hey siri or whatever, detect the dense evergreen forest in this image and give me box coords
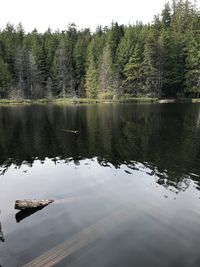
[0,0,199,100]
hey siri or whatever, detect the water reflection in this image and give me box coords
[0,104,200,193]
[15,206,48,223]
[0,102,200,267]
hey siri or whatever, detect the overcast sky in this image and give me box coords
[0,0,175,32]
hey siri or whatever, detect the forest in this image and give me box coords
[0,0,199,100]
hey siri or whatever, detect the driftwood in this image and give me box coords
[159,99,176,104]
[61,129,79,134]
[15,199,54,210]
[15,197,85,223]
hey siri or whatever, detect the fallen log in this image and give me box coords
[15,197,86,223]
[15,199,54,210]
[61,129,79,134]
[159,99,176,104]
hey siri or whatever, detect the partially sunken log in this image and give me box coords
[15,199,54,210]
[61,129,79,134]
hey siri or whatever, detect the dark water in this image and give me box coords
[0,103,200,267]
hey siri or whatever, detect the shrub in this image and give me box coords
[98,92,114,100]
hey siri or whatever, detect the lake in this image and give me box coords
[0,103,200,267]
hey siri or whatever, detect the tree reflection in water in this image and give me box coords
[0,211,4,242]
[0,103,200,193]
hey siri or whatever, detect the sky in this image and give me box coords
[0,0,179,33]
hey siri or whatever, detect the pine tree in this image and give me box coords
[161,2,172,28]
[53,38,68,97]
[85,33,104,98]
[74,30,90,96]
[123,44,144,95]
[85,59,98,98]
[98,44,114,97]
[0,57,11,98]
[185,35,200,97]
[143,40,157,97]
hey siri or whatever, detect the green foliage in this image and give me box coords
[98,92,115,99]
[161,3,172,28]
[0,57,12,97]
[98,44,114,94]
[123,43,144,95]
[85,60,98,98]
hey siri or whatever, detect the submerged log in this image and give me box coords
[22,209,132,267]
[15,199,54,210]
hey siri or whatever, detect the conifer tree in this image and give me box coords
[98,44,114,97]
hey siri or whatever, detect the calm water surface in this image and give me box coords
[0,103,200,267]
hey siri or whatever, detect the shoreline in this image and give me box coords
[0,97,200,105]
[0,97,157,105]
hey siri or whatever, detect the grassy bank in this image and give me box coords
[54,97,157,105]
[0,98,49,105]
[0,97,157,105]
[0,97,200,105]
